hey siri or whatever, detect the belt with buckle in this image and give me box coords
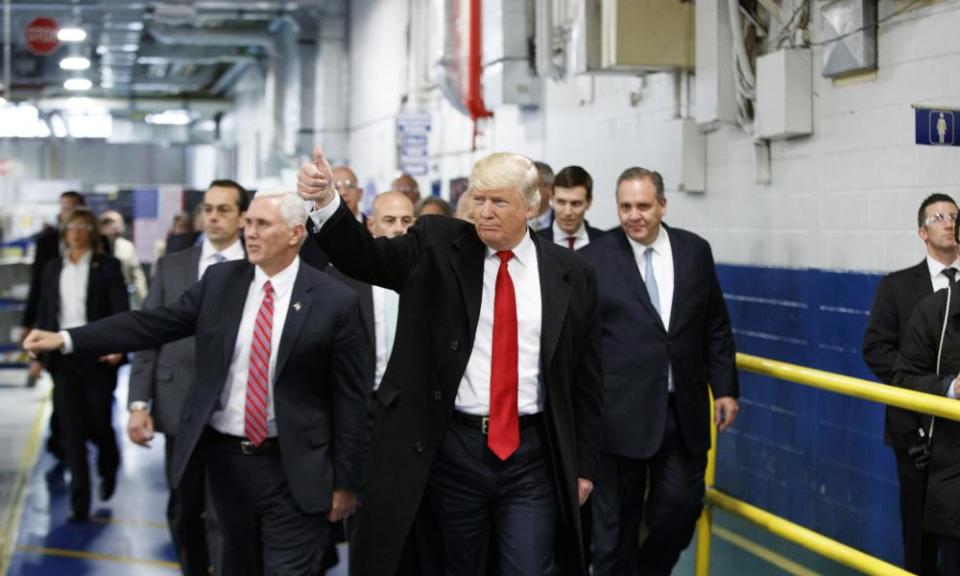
[451,411,543,435]
[206,428,279,455]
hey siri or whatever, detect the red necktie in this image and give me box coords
[245,280,274,445]
[489,251,519,460]
[566,236,576,250]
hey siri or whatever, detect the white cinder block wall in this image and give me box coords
[341,0,960,275]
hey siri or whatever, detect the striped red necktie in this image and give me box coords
[488,251,519,460]
[244,280,274,445]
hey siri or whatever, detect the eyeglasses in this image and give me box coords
[66,223,93,231]
[334,180,359,190]
[925,212,959,225]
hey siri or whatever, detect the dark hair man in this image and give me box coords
[538,165,605,250]
[863,192,959,576]
[126,180,249,575]
[578,167,739,575]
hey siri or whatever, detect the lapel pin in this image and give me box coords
[293,302,302,311]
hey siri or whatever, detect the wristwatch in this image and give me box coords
[128,400,151,413]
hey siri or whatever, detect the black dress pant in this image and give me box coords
[165,434,216,576]
[203,430,329,576]
[425,416,559,576]
[52,361,120,517]
[940,536,960,575]
[893,446,939,576]
[592,398,707,576]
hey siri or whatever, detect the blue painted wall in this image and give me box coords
[714,264,903,564]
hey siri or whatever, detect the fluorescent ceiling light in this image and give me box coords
[64,78,93,91]
[145,109,192,125]
[60,56,91,71]
[58,28,87,42]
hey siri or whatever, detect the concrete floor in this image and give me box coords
[0,365,872,575]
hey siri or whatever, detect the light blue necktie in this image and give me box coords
[644,247,661,315]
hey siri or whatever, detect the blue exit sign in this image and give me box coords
[916,107,960,146]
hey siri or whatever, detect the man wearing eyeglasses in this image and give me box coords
[863,193,959,576]
[332,165,366,226]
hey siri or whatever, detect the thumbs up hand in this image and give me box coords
[297,145,337,209]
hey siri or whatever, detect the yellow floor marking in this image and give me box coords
[1,388,51,576]
[714,524,822,576]
[14,545,179,571]
[89,516,169,530]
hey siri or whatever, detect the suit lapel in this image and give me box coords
[86,254,101,320]
[913,259,933,300]
[666,225,683,334]
[274,267,314,381]
[450,230,486,338]
[612,230,665,332]
[535,235,571,368]
[222,265,255,370]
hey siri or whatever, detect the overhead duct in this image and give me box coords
[821,0,877,78]
[148,17,302,173]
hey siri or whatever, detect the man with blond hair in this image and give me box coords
[298,147,603,575]
[26,191,371,576]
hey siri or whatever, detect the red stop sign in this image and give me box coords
[25,17,59,56]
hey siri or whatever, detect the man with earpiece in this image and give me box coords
[894,213,960,575]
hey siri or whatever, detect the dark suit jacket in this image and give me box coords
[537,220,606,244]
[128,246,204,434]
[65,260,371,514]
[893,288,960,537]
[863,260,934,449]
[36,252,130,373]
[309,202,604,576]
[23,227,61,329]
[579,225,738,459]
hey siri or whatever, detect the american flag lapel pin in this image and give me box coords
[293,302,302,311]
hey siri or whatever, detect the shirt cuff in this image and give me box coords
[307,194,342,231]
[59,330,74,354]
[949,377,958,399]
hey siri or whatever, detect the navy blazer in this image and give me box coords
[579,224,738,459]
[65,259,371,514]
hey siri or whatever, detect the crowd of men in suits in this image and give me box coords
[23,146,741,576]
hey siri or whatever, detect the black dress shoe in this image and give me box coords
[45,436,64,460]
[67,510,89,524]
[99,476,116,501]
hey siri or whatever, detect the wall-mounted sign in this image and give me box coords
[915,106,960,146]
[24,17,59,56]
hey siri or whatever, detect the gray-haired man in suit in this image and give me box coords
[128,179,249,576]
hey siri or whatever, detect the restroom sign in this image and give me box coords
[915,107,960,146]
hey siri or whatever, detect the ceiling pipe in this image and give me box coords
[147,22,277,56]
[466,0,492,149]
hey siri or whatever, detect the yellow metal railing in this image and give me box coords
[693,352,960,576]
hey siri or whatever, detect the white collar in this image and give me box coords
[253,256,300,300]
[927,254,960,280]
[486,229,537,267]
[64,249,93,267]
[201,237,244,262]
[627,224,670,255]
[552,219,586,241]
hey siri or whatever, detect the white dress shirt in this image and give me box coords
[199,237,245,279]
[551,220,589,251]
[456,230,543,415]
[308,195,544,414]
[927,254,960,293]
[208,257,300,438]
[627,226,676,392]
[372,285,400,389]
[59,250,92,329]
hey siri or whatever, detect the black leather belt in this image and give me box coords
[451,411,543,435]
[205,428,279,455]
